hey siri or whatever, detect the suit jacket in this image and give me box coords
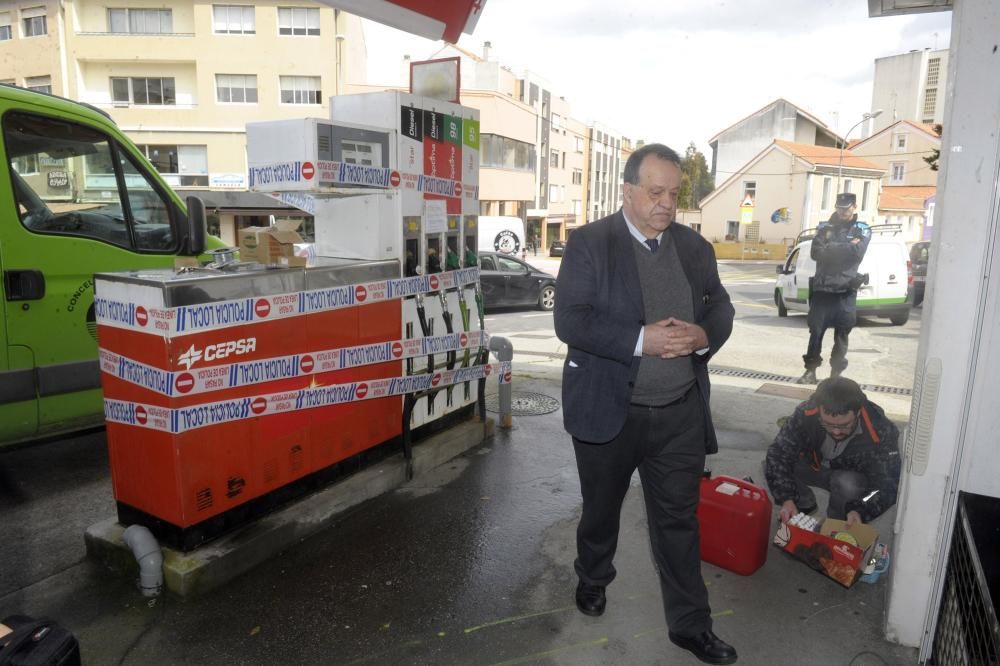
[554,211,735,450]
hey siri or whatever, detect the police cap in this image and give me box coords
[835,192,857,208]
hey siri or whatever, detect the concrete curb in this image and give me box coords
[85,416,494,597]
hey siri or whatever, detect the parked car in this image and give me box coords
[909,240,930,306]
[774,225,912,325]
[478,251,556,311]
[549,240,566,257]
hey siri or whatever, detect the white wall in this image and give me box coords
[884,1,1000,658]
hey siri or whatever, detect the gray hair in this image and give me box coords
[623,143,681,185]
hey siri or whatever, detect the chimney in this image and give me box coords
[483,41,492,61]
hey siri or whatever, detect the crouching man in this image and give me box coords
[765,377,901,526]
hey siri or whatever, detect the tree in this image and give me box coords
[678,143,714,209]
[923,124,943,172]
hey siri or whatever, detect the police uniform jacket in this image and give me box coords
[811,214,872,293]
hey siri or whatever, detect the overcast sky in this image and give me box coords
[361,0,951,159]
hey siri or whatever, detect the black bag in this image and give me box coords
[0,616,81,666]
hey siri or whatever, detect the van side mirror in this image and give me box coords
[776,264,784,275]
[182,196,207,256]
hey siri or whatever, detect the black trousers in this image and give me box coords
[572,387,710,636]
[792,461,868,520]
[804,291,856,373]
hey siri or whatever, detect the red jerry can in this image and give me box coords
[696,474,772,575]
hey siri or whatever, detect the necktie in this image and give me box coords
[645,238,659,253]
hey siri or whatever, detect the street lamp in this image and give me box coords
[837,109,883,192]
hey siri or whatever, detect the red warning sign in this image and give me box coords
[356,383,369,399]
[135,405,148,424]
[302,161,315,180]
[391,342,404,358]
[175,372,195,394]
[136,306,148,327]
[300,355,314,373]
[251,397,267,414]
[429,275,439,290]
[459,333,468,347]
[390,170,401,187]
[355,285,368,302]
[255,299,271,318]
[484,365,492,377]
[431,373,442,386]
[454,182,463,197]
[504,371,512,382]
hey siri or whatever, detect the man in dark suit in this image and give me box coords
[554,143,737,665]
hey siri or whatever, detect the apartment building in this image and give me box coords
[0,0,366,244]
[585,122,625,224]
[868,48,948,136]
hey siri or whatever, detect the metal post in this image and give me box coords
[488,335,513,429]
[837,110,882,193]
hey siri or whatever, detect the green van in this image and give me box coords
[0,85,213,447]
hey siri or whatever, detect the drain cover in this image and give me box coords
[485,391,560,416]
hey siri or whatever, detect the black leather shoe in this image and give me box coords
[668,629,737,664]
[575,581,606,617]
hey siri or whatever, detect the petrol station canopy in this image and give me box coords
[316,0,487,43]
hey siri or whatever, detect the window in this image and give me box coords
[821,177,832,209]
[216,74,257,103]
[4,111,177,251]
[575,136,583,152]
[742,180,756,203]
[572,200,581,215]
[0,12,11,41]
[691,223,702,234]
[843,179,852,194]
[21,6,46,37]
[213,5,255,34]
[25,76,51,93]
[862,181,871,211]
[923,88,937,120]
[111,77,176,105]
[572,168,582,185]
[926,58,941,87]
[278,7,319,36]
[279,75,321,104]
[890,162,905,185]
[726,220,739,239]
[894,133,907,152]
[137,144,209,187]
[550,150,559,168]
[480,134,536,172]
[549,184,559,202]
[108,8,173,34]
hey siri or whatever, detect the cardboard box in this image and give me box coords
[238,220,303,265]
[773,518,879,587]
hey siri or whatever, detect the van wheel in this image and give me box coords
[775,289,788,317]
[890,312,909,326]
[538,284,556,311]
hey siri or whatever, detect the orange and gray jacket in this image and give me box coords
[764,398,901,522]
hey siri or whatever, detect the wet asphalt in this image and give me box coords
[0,371,917,665]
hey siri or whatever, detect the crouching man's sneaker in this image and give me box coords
[668,629,737,664]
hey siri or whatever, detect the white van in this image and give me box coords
[478,215,525,256]
[774,225,912,325]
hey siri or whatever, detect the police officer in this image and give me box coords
[797,192,871,384]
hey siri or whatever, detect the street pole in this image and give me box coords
[837,109,883,193]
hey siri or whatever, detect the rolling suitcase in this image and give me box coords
[0,616,81,666]
[696,474,771,575]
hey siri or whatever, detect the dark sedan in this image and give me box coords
[478,251,556,311]
[549,240,566,257]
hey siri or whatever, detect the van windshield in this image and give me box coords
[4,112,177,252]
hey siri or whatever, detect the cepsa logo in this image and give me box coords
[178,337,257,370]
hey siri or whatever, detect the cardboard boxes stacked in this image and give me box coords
[238,220,307,267]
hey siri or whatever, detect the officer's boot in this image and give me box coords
[796,369,818,385]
